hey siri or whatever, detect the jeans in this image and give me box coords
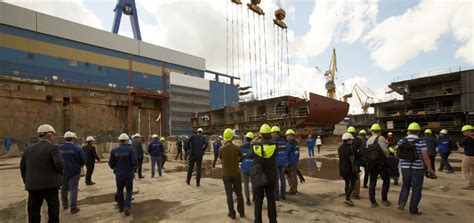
[308,146,315,157]
[317,145,321,153]
[137,159,143,177]
[61,174,80,209]
[175,148,183,160]
[28,188,59,223]
[242,171,253,201]
[439,152,454,172]
[369,164,390,204]
[85,164,95,184]
[254,180,277,223]
[275,165,286,198]
[398,168,424,213]
[115,174,134,209]
[223,175,244,215]
[425,155,436,174]
[212,152,219,168]
[151,156,162,177]
[343,173,357,200]
[187,156,203,185]
[287,165,298,193]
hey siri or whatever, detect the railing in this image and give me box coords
[239,90,308,102]
[409,87,461,99]
[392,66,474,82]
[380,106,462,117]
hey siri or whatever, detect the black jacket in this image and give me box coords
[252,139,278,183]
[20,140,64,190]
[82,144,100,166]
[423,135,437,156]
[132,140,144,159]
[187,134,208,159]
[338,143,359,177]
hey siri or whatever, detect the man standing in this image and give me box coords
[366,124,391,208]
[160,137,168,169]
[437,129,454,173]
[272,126,288,200]
[148,134,164,177]
[253,124,278,223]
[212,136,223,168]
[109,133,137,216]
[347,127,362,200]
[306,135,315,157]
[183,136,190,161]
[359,130,370,188]
[398,123,435,215]
[21,124,64,223]
[240,132,255,206]
[219,128,244,219]
[60,131,85,214]
[459,125,474,190]
[316,136,322,153]
[187,128,208,187]
[83,136,100,186]
[338,133,358,206]
[175,137,183,161]
[423,129,437,173]
[132,134,144,179]
[286,129,300,195]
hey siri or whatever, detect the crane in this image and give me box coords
[343,83,374,114]
[324,48,337,99]
[112,0,142,40]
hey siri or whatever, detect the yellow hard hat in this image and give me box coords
[371,124,382,131]
[223,128,234,141]
[285,129,296,135]
[260,124,272,134]
[461,125,473,132]
[160,137,165,141]
[347,126,357,133]
[407,122,421,131]
[359,130,367,135]
[424,129,432,134]
[245,132,254,139]
[271,126,281,133]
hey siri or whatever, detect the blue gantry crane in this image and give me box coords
[112,0,142,40]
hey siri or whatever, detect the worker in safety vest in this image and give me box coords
[271,126,289,200]
[252,124,278,223]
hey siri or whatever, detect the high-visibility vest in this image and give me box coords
[253,144,276,158]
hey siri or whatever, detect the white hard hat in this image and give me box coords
[197,128,203,132]
[134,133,141,138]
[118,133,130,141]
[151,134,158,138]
[37,124,56,134]
[64,131,76,138]
[86,136,95,142]
[218,136,223,139]
[440,129,448,134]
[342,133,354,140]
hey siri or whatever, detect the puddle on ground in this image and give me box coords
[323,154,338,158]
[0,200,26,222]
[0,166,20,170]
[0,163,16,166]
[131,199,180,222]
[79,191,139,206]
[164,160,223,179]
[298,157,340,180]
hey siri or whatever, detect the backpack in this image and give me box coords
[397,138,420,162]
[250,144,268,188]
[366,136,386,166]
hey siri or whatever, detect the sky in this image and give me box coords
[4,0,473,114]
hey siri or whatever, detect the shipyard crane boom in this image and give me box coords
[343,83,373,114]
[112,0,141,40]
[324,48,337,99]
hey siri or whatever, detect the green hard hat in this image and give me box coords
[260,124,272,134]
[424,129,432,134]
[223,128,234,141]
[347,126,357,133]
[271,126,281,133]
[408,122,421,131]
[359,130,367,135]
[371,124,382,131]
[461,125,473,132]
[245,132,254,139]
[285,129,296,135]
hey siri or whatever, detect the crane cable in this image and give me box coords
[240,6,246,87]
[253,13,258,99]
[247,9,253,94]
[280,28,284,94]
[226,0,229,76]
[263,15,269,98]
[231,3,234,78]
[273,25,276,96]
[285,29,290,93]
[236,4,240,84]
[258,15,263,99]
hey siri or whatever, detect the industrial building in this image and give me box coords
[0,2,238,142]
[371,67,474,135]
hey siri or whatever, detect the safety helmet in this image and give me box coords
[407,122,421,131]
[223,128,234,141]
[151,134,158,138]
[370,124,382,131]
[134,133,141,138]
[197,128,203,133]
[347,126,357,133]
[359,130,367,135]
[285,129,296,136]
[342,133,354,140]
[245,132,254,139]
[388,132,393,136]
[37,124,56,134]
[424,129,432,134]
[440,129,448,135]
[260,124,272,134]
[160,137,165,142]
[86,136,95,142]
[461,125,473,132]
[118,133,130,141]
[271,126,281,133]
[64,131,76,138]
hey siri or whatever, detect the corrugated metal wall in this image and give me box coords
[209,81,239,110]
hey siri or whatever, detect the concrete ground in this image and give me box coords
[0,144,473,223]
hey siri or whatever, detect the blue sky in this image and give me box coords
[5,0,473,114]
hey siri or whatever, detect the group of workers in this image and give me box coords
[337,123,474,216]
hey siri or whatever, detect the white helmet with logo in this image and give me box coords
[37,124,56,134]
[118,133,130,141]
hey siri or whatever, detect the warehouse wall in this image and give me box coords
[209,81,239,110]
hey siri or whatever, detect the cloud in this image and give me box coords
[294,0,378,59]
[4,0,103,29]
[365,0,473,71]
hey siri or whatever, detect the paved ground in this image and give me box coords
[0,144,473,223]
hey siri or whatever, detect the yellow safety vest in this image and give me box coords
[253,144,276,158]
